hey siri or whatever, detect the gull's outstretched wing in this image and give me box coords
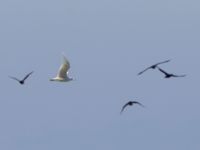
[154,59,170,66]
[172,74,186,77]
[134,101,145,107]
[158,67,169,76]
[138,59,170,75]
[138,67,151,75]
[120,102,130,114]
[9,76,21,82]
[57,55,70,78]
[22,71,34,81]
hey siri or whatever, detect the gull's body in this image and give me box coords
[50,55,73,82]
[9,71,34,85]
[120,101,144,114]
[158,67,186,78]
[138,59,170,75]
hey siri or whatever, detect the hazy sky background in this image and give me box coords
[0,0,200,149]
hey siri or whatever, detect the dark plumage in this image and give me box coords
[158,67,186,78]
[9,71,34,85]
[138,60,170,75]
[120,101,144,114]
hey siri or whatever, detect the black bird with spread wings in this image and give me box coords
[120,101,144,114]
[9,71,34,85]
[158,67,186,78]
[138,59,170,75]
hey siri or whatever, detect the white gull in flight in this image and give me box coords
[50,55,73,82]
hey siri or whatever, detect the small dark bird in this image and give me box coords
[158,67,186,78]
[120,101,144,114]
[138,59,170,75]
[9,71,34,85]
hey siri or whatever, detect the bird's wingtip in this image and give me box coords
[61,53,69,64]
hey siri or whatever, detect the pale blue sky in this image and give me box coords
[0,0,200,149]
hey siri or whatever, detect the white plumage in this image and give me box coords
[50,55,73,82]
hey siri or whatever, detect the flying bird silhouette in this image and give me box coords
[9,71,34,85]
[50,55,73,82]
[120,101,144,114]
[138,59,170,75]
[158,67,186,78]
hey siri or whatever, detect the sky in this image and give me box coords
[0,0,200,149]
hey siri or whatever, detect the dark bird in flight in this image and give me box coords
[120,101,144,114]
[9,71,34,85]
[158,67,186,78]
[138,59,170,75]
